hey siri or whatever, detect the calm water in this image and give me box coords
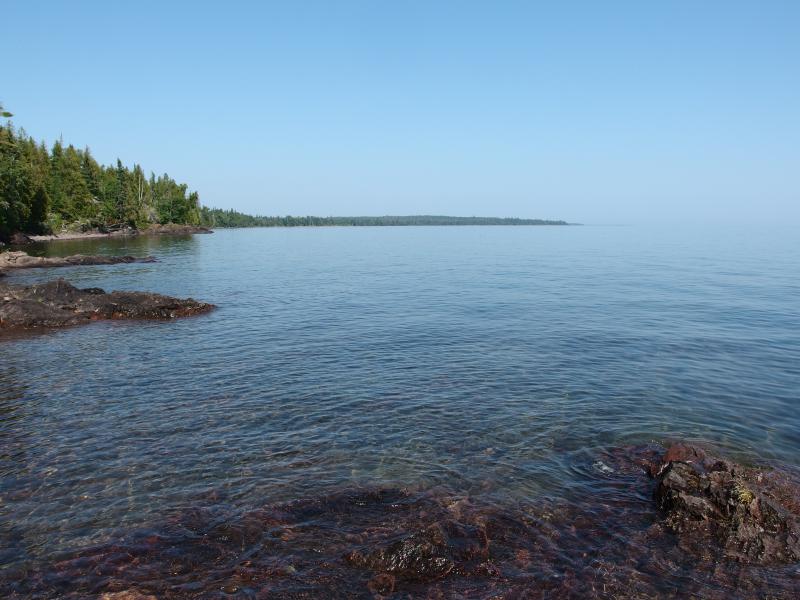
[2,225,799,596]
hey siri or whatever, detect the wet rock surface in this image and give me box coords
[0,278,214,330]
[0,250,156,273]
[1,444,798,599]
[649,443,800,565]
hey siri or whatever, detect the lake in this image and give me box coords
[2,225,799,597]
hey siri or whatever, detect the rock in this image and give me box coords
[644,442,707,477]
[27,225,212,242]
[6,466,800,599]
[652,444,800,564]
[0,251,156,271]
[144,224,212,235]
[347,523,456,582]
[367,573,396,595]
[0,278,214,330]
[100,590,157,600]
[9,232,33,245]
[346,518,491,583]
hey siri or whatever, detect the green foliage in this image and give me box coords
[0,125,38,236]
[0,121,201,240]
[45,211,63,233]
[199,208,568,228]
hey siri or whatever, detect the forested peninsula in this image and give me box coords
[1,107,566,242]
[200,210,568,228]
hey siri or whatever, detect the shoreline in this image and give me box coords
[7,222,577,245]
[16,224,213,244]
[28,231,137,242]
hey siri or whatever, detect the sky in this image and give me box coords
[2,1,798,225]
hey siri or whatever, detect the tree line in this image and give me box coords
[199,208,567,228]
[1,112,201,241]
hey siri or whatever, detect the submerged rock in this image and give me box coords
[651,443,800,564]
[99,591,157,600]
[0,278,214,330]
[346,520,481,582]
[0,251,156,273]
[2,445,799,599]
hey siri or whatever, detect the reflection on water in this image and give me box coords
[21,233,201,259]
[1,225,799,597]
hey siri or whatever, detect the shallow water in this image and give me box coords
[1,225,799,597]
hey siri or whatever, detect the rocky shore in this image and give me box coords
[2,443,797,598]
[6,224,212,245]
[0,226,214,331]
[0,279,214,330]
[648,443,800,565]
[0,251,156,276]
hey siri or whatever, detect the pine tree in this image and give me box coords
[1,109,204,236]
[115,159,128,224]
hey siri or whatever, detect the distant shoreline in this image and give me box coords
[7,217,572,245]
[198,213,571,228]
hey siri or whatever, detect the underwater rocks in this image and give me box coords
[650,443,800,564]
[1,445,799,599]
[346,519,488,582]
[0,250,156,273]
[99,592,157,600]
[0,278,214,330]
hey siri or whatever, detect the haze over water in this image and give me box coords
[2,225,798,573]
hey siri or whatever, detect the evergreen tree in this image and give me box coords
[1,115,204,236]
[59,145,93,221]
[115,159,128,224]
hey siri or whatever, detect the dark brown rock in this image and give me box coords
[4,467,800,600]
[0,278,214,331]
[346,523,456,582]
[653,444,800,564]
[0,251,156,271]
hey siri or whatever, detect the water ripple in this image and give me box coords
[1,225,799,594]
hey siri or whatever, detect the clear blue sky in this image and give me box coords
[3,1,798,224]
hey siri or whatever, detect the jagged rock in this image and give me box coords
[652,443,800,564]
[0,278,214,330]
[0,251,156,271]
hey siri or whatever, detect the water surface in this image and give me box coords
[2,225,799,596]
